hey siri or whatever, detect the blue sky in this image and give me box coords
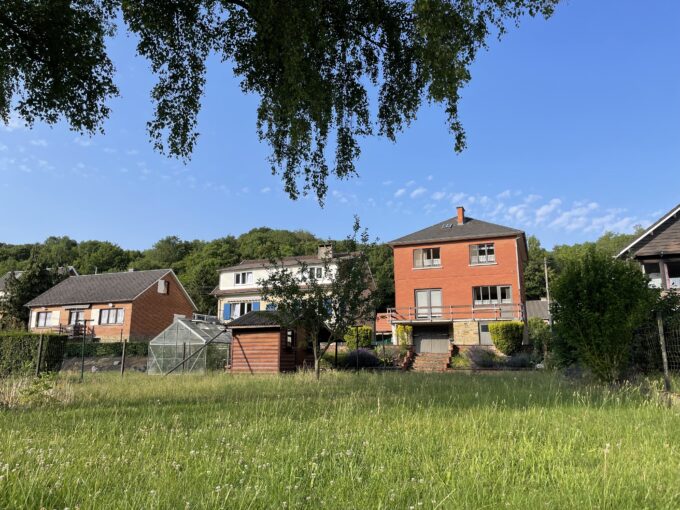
[1,0,678,250]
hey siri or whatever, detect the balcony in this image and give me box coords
[382,304,524,324]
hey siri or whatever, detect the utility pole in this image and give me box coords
[544,257,553,331]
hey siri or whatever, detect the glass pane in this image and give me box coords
[117,309,125,323]
[413,249,423,268]
[490,286,498,303]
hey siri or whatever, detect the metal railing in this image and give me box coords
[383,303,524,323]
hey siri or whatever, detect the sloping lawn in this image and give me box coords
[1,371,679,509]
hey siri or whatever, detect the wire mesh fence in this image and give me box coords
[632,314,680,392]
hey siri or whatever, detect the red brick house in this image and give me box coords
[381,206,528,364]
[25,269,196,342]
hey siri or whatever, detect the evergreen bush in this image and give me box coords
[488,321,524,355]
[0,332,67,376]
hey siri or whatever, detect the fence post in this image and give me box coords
[35,334,44,377]
[657,311,672,393]
[120,337,127,378]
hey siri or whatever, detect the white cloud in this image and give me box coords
[549,202,599,231]
[0,143,7,152]
[73,137,92,147]
[103,147,117,154]
[2,112,26,132]
[427,175,433,181]
[497,190,512,199]
[125,149,139,156]
[535,198,562,223]
[382,180,393,186]
[524,194,542,203]
[410,187,427,199]
[405,180,416,187]
[30,139,48,147]
[260,186,271,194]
[394,188,406,198]
[431,191,446,201]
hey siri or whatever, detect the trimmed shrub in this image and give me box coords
[64,341,149,358]
[344,349,381,369]
[0,331,67,376]
[343,326,373,350]
[488,321,524,355]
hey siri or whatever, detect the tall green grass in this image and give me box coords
[1,371,679,509]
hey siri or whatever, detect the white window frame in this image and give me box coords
[231,302,254,319]
[100,308,125,325]
[414,289,443,318]
[234,271,254,286]
[413,247,441,269]
[473,285,512,306]
[470,243,496,265]
[36,311,52,327]
[69,310,85,325]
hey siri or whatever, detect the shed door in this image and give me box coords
[414,326,450,353]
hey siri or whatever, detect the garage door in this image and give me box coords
[414,326,450,353]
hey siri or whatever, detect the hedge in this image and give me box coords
[0,331,68,376]
[488,321,524,355]
[343,326,373,350]
[64,341,149,358]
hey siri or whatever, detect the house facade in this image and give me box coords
[211,244,350,322]
[385,206,528,353]
[25,269,196,342]
[617,203,680,290]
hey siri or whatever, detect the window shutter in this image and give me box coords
[252,302,260,311]
[29,310,35,327]
[91,308,100,325]
[223,304,231,320]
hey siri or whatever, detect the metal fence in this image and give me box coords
[633,314,680,391]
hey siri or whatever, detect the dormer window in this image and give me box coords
[413,248,441,268]
[235,271,254,285]
[470,243,495,265]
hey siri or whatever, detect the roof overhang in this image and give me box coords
[617,203,680,259]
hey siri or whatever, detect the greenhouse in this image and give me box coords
[147,318,231,375]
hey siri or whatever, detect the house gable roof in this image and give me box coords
[389,215,524,246]
[25,269,179,308]
[617,203,680,259]
[217,252,357,272]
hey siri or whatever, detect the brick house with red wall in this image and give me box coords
[25,269,196,342]
[382,207,527,362]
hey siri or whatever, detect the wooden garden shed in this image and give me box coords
[227,311,318,374]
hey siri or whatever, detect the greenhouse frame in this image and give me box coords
[147,318,231,375]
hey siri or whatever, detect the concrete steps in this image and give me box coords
[411,352,450,372]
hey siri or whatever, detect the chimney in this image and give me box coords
[457,206,466,225]
[318,243,334,259]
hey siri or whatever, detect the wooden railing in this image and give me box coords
[383,304,524,323]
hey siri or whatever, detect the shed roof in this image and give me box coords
[389,215,524,246]
[526,300,551,321]
[26,269,177,307]
[227,311,281,329]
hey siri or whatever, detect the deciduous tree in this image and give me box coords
[1,0,558,202]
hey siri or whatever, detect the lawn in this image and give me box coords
[1,371,680,509]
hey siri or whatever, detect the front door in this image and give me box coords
[479,322,493,345]
[413,326,450,353]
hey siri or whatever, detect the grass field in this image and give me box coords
[1,371,680,509]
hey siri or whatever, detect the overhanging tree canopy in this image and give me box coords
[1,0,558,203]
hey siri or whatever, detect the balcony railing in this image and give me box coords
[383,304,523,323]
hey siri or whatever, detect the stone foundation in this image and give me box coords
[453,321,480,345]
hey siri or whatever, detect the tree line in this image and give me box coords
[0,228,395,318]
